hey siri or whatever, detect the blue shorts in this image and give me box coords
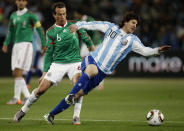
[81,55,106,94]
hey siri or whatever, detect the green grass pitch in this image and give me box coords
[0,77,184,131]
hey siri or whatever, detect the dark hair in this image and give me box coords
[52,2,66,14]
[120,11,140,27]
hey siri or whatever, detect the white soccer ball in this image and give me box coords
[146,109,164,126]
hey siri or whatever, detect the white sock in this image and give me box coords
[22,89,39,113]
[13,78,22,100]
[19,77,30,98]
[73,96,83,118]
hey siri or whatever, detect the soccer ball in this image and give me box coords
[146,109,164,126]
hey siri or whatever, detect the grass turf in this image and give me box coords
[0,77,184,131]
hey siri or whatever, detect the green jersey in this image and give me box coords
[3,8,45,46]
[43,21,94,72]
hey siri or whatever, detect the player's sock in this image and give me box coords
[49,98,70,116]
[14,77,22,100]
[36,69,42,76]
[21,89,39,113]
[73,96,83,118]
[25,70,32,85]
[50,73,90,116]
[20,77,30,98]
[69,72,90,94]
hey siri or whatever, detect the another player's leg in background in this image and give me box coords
[72,73,83,125]
[7,68,30,105]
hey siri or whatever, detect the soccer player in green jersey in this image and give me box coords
[74,9,104,90]
[2,0,46,105]
[14,2,95,125]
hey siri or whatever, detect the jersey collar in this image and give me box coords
[17,8,28,16]
[55,21,68,28]
[120,29,127,36]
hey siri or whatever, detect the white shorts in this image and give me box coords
[44,62,82,86]
[80,43,89,58]
[37,55,44,71]
[11,42,33,71]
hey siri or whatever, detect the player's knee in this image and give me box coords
[85,65,98,78]
[72,73,81,85]
[13,68,23,77]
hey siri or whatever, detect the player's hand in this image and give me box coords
[41,46,47,56]
[2,45,8,53]
[69,24,78,33]
[158,45,171,53]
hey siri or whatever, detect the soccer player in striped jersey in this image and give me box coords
[74,9,104,90]
[14,2,95,125]
[2,0,46,105]
[41,11,171,125]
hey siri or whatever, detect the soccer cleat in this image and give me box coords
[14,110,25,122]
[44,114,54,125]
[72,116,80,125]
[21,97,28,105]
[7,98,21,105]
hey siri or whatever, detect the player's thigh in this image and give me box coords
[67,62,82,82]
[44,63,68,86]
[11,42,33,71]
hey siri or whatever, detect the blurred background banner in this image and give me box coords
[0,0,184,77]
[1,51,183,77]
[115,51,184,77]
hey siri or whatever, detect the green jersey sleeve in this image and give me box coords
[43,31,54,72]
[31,14,46,47]
[78,29,94,48]
[3,14,14,46]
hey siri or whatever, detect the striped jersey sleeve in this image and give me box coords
[76,21,113,33]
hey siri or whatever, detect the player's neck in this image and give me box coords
[122,27,129,34]
[18,7,26,11]
[17,8,27,16]
[55,21,67,27]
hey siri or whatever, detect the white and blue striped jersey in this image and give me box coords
[76,21,159,74]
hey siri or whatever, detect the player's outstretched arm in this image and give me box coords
[69,24,78,33]
[158,45,171,53]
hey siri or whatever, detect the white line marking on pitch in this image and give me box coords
[0,117,184,124]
